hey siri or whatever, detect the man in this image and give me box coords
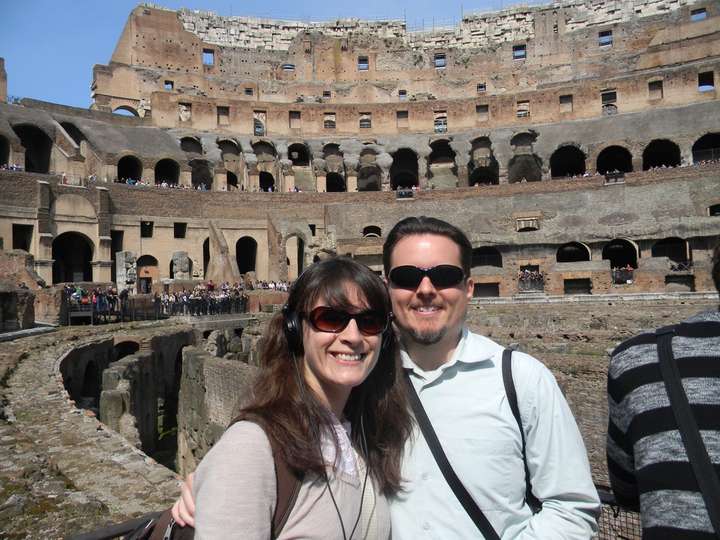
[607,244,720,538]
[172,216,599,538]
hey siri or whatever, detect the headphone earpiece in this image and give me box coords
[282,304,303,355]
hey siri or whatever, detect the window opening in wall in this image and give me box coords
[516,101,530,118]
[709,204,720,216]
[472,247,502,268]
[516,218,539,232]
[309,224,316,236]
[322,90,331,99]
[598,30,613,47]
[518,264,544,292]
[434,112,447,133]
[473,283,500,298]
[648,80,664,100]
[12,224,33,251]
[324,112,336,130]
[396,110,409,128]
[202,49,215,66]
[140,221,154,238]
[699,71,715,92]
[476,104,489,121]
[363,225,382,238]
[281,63,295,72]
[217,106,229,126]
[357,56,369,71]
[253,110,266,136]
[164,80,174,90]
[477,82,486,93]
[359,113,372,129]
[244,87,254,96]
[434,53,446,69]
[559,94,573,112]
[691,8,707,22]
[289,111,301,129]
[398,89,407,101]
[178,102,192,122]
[601,90,617,115]
[513,44,527,60]
[174,223,187,239]
[564,278,592,295]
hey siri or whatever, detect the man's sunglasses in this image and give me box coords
[305,306,389,336]
[388,265,466,290]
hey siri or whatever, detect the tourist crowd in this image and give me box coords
[517,268,545,291]
[611,265,635,284]
[159,282,249,316]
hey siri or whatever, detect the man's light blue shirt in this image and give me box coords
[390,328,600,539]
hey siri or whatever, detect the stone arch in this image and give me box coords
[596,145,633,174]
[12,123,52,173]
[114,341,140,360]
[113,105,139,117]
[550,145,586,178]
[557,242,591,262]
[218,138,241,160]
[428,139,457,187]
[52,231,94,284]
[252,140,277,160]
[363,225,382,238]
[0,134,9,167]
[471,246,502,268]
[508,155,542,183]
[692,133,720,163]
[652,237,690,262]
[190,159,212,189]
[642,139,681,170]
[60,122,86,146]
[180,136,203,154]
[288,143,310,166]
[510,132,538,150]
[602,238,638,269]
[326,172,346,192]
[117,155,142,182]
[259,171,275,191]
[429,140,455,166]
[323,143,345,174]
[236,236,258,274]
[154,159,179,185]
[469,137,499,185]
[358,165,381,191]
[323,143,343,159]
[137,255,159,294]
[390,148,419,190]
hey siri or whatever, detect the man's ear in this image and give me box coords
[465,277,474,300]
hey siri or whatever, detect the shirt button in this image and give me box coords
[423,522,431,531]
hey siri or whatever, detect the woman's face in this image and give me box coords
[301,283,383,412]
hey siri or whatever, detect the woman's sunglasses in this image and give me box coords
[305,306,389,336]
[388,264,466,290]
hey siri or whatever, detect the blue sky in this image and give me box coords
[1,0,524,108]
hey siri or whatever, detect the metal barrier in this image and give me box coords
[596,485,642,539]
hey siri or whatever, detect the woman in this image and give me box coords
[190,257,412,539]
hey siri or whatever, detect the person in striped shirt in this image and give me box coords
[607,244,720,538]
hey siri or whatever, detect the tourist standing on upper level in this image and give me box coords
[607,244,720,538]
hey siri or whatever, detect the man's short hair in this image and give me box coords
[713,243,720,294]
[382,216,472,276]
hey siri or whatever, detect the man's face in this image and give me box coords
[387,234,473,349]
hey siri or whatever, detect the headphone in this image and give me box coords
[282,304,394,356]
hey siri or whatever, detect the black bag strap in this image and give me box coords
[501,349,541,512]
[655,325,720,538]
[403,371,500,540]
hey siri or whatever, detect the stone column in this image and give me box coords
[344,155,359,192]
[115,251,137,290]
[180,169,192,188]
[214,168,227,192]
[376,152,393,191]
[316,175,327,192]
[450,140,471,187]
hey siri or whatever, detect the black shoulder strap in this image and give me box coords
[502,349,541,512]
[403,371,500,540]
[655,325,720,538]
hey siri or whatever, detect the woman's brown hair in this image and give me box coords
[237,256,412,495]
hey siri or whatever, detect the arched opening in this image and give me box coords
[227,171,238,190]
[652,237,690,263]
[60,122,86,146]
[326,172,346,192]
[235,236,257,274]
[136,255,159,294]
[596,146,633,175]
[285,235,305,280]
[218,139,241,161]
[643,139,681,170]
[117,155,142,182]
[471,247,502,268]
[557,242,591,263]
[190,159,212,190]
[52,232,93,284]
[692,133,720,163]
[602,239,638,269]
[0,135,9,167]
[113,106,139,117]
[288,143,310,166]
[390,148,419,190]
[508,155,542,183]
[323,144,343,160]
[180,137,203,154]
[428,140,457,187]
[252,141,277,161]
[358,165,381,191]
[12,124,52,173]
[114,341,140,360]
[80,361,100,411]
[363,226,382,238]
[469,138,499,186]
[203,238,210,279]
[155,159,179,185]
[259,171,275,191]
[550,146,586,178]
